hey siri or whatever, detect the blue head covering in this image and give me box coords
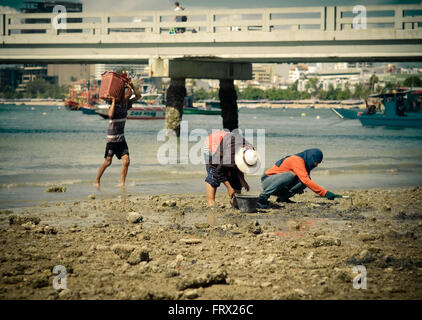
[294,148,323,173]
[275,148,323,174]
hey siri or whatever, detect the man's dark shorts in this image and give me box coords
[205,164,242,190]
[104,140,129,160]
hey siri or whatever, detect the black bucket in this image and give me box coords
[235,194,259,213]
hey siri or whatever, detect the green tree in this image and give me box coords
[317,89,328,100]
[23,78,67,99]
[369,74,379,93]
[353,83,364,99]
[384,81,401,91]
[290,80,298,91]
[193,88,210,101]
[403,76,422,87]
[239,87,265,100]
[339,82,352,100]
[305,77,319,98]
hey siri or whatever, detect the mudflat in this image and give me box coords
[0,187,421,300]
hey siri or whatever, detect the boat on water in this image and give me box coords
[96,90,166,120]
[96,102,165,120]
[80,105,98,115]
[66,80,100,112]
[183,99,221,115]
[64,99,80,111]
[357,89,422,128]
[331,107,365,119]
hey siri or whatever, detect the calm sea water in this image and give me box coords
[1,104,422,208]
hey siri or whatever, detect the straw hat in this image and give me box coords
[235,147,262,174]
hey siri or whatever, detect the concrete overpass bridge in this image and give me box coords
[1,4,422,133]
[1,4,422,64]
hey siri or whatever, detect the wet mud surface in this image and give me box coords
[0,187,421,300]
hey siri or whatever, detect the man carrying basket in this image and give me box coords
[94,76,142,189]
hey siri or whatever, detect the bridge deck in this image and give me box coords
[1,5,422,63]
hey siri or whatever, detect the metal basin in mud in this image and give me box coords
[235,194,259,213]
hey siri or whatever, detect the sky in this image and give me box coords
[1,0,421,12]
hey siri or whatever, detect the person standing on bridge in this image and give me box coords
[204,130,261,208]
[174,1,186,33]
[94,78,142,189]
[257,148,342,209]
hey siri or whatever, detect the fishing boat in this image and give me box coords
[357,89,422,128]
[95,101,165,120]
[183,99,221,115]
[80,105,98,115]
[64,99,80,111]
[66,80,99,112]
[331,107,365,119]
[79,90,100,115]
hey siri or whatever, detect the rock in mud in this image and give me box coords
[111,244,136,260]
[184,289,199,299]
[9,215,40,226]
[165,270,180,278]
[180,238,202,245]
[359,249,373,261]
[162,200,176,207]
[312,236,341,247]
[127,248,150,265]
[248,221,262,235]
[287,221,301,231]
[31,277,49,289]
[359,234,378,242]
[285,288,308,300]
[334,269,353,283]
[88,194,96,200]
[127,212,143,224]
[46,186,66,193]
[306,252,315,260]
[21,222,36,230]
[385,229,417,240]
[177,269,228,290]
[264,255,276,265]
[42,225,58,235]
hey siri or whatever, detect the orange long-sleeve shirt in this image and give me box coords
[265,155,327,197]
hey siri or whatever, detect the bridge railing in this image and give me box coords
[336,5,422,30]
[1,5,421,41]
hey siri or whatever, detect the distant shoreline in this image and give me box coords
[237,103,366,109]
[0,99,64,107]
[1,99,365,109]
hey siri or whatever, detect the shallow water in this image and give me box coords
[0,104,421,208]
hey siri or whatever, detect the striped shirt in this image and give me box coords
[107,99,134,143]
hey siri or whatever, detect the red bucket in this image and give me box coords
[99,71,128,102]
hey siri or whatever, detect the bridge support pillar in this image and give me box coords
[149,58,252,80]
[165,78,186,137]
[219,79,238,131]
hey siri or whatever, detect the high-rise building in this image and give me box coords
[21,1,83,34]
[48,64,96,86]
[288,64,309,83]
[252,64,275,84]
[0,65,23,90]
[94,64,150,80]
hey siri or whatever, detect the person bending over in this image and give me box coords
[204,130,261,208]
[257,148,342,209]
